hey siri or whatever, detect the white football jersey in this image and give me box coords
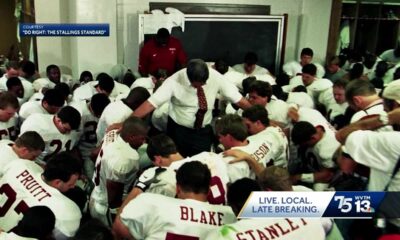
[20,114,78,163]
[120,193,236,240]
[350,100,393,132]
[286,92,315,109]
[304,129,339,171]
[72,81,98,102]
[346,130,400,191]
[0,140,19,177]
[232,63,270,75]
[0,76,33,104]
[130,77,155,94]
[297,107,336,133]
[96,100,132,144]
[266,97,291,128]
[327,102,348,121]
[223,70,247,90]
[91,131,140,207]
[0,232,37,240]
[28,91,44,102]
[0,115,18,141]
[19,78,34,104]
[0,74,7,92]
[169,152,230,204]
[220,145,256,183]
[0,160,81,238]
[283,61,325,78]
[32,78,56,92]
[109,81,130,101]
[248,126,289,168]
[237,136,274,167]
[138,166,177,197]
[19,101,49,121]
[69,100,99,158]
[205,218,326,240]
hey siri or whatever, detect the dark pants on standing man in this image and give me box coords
[167,117,214,157]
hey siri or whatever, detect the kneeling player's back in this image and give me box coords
[120,193,236,240]
[0,159,81,238]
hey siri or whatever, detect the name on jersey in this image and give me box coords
[250,143,270,163]
[180,206,225,226]
[16,170,52,201]
[235,218,309,240]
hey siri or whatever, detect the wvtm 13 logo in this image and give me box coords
[334,195,374,213]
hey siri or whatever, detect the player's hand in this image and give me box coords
[290,174,301,184]
[287,107,299,123]
[106,122,122,133]
[223,149,252,164]
[134,167,167,192]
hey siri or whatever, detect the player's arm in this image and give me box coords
[107,180,125,209]
[118,167,166,215]
[113,216,135,240]
[105,101,156,133]
[132,100,156,119]
[335,115,382,144]
[336,108,400,144]
[117,187,143,216]
[224,149,265,177]
[235,97,252,110]
[291,168,335,184]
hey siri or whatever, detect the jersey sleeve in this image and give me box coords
[120,194,159,239]
[19,102,34,120]
[224,157,254,183]
[345,130,400,172]
[20,114,41,134]
[216,72,242,104]
[104,145,139,183]
[148,75,176,108]
[52,201,82,238]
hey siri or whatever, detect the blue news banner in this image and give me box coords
[238,192,400,219]
[19,24,109,37]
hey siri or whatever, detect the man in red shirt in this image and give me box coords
[139,28,187,77]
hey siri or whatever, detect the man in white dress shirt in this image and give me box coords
[128,59,251,157]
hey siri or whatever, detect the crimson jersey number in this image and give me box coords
[165,233,199,240]
[93,150,104,186]
[0,184,29,217]
[207,176,225,205]
[46,139,72,160]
